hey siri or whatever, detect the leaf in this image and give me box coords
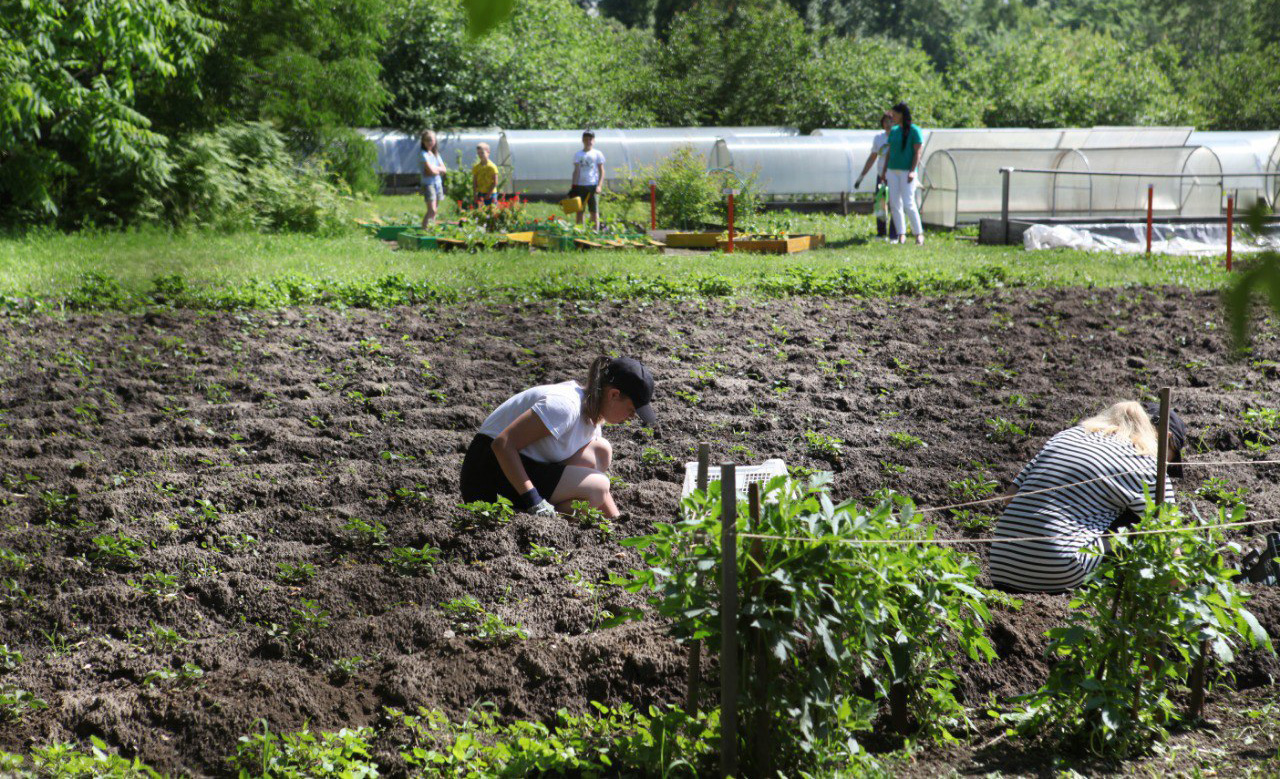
[462,0,516,38]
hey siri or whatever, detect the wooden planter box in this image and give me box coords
[716,235,811,254]
[533,234,579,251]
[664,232,723,249]
[504,231,536,244]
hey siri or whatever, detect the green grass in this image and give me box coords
[0,195,1231,308]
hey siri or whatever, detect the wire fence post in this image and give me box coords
[719,464,739,779]
[1000,167,1013,244]
[686,442,710,715]
[1226,195,1235,272]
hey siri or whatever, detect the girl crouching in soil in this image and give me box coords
[460,357,657,518]
[989,401,1186,594]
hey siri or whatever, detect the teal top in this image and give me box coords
[886,124,924,171]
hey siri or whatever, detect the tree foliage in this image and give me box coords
[0,0,216,226]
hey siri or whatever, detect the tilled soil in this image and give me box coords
[1,287,1278,776]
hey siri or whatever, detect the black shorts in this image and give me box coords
[568,185,599,212]
[459,433,568,505]
[475,193,497,206]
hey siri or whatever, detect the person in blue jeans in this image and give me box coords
[419,130,447,228]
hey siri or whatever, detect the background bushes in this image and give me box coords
[3,0,1278,231]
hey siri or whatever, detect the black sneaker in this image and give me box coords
[1241,532,1280,586]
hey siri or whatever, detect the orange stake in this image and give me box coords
[649,180,657,231]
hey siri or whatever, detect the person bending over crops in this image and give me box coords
[420,130,447,228]
[989,401,1186,594]
[460,357,657,519]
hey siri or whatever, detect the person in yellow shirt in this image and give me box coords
[472,143,500,206]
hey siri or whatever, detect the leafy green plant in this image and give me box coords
[385,545,442,576]
[566,570,615,631]
[0,688,47,721]
[127,572,180,599]
[229,720,378,779]
[88,532,147,569]
[1005,502,1272,755]
[341,518,389,549]
[0,645,22,673]
[330,656,367,683]
[275,562,317,586]
[640,447,675,467]
[440,597,528,644]
[143,662,204,689]
[3,735,163,777]
[887,432,925,450]
[38,490,79,524]
[1194,477,1248,508]
[456,497,514,529]
[386,702,719,777]
[947,476,999,502]
[570,500,613,538]
[524,544,564,565]
[1240,407,1280,452]
[986,416,1029,443]
[803,430,844,463]
[619,475,997,772]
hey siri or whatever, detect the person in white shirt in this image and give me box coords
[853,112,897,240]
[419,129,447,228]
[460,357,657,518]
[568,130,606,231]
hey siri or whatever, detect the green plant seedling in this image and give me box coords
[276,562,317,586]
[0,645,23,673]
[89,532,146,568]
[570,500,613,538]
[985,417,1028,443]
[0,688,47,721]
[330,656,366,682]
[947,476,999,502]
[887,432,925,450]
[128,571,180,599]
[457,497,514,529]
[639,447,675,467]
[341,518,389,548]
[1194,477,1248,508]
[385,545,441,576]
[803,430,844,463]
[524,544,564,565]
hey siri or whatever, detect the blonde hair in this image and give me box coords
[419,129,437,152]
[1079,401,1159,456]
[476,142,490,152]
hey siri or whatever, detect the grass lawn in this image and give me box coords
[0,194,1231,307]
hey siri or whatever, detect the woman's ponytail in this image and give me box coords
[893,102,913,151]
[580,356,610,421]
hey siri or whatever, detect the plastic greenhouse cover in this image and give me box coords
[495,128,798,194]
[1024,221,1280,255]
[709,136,863,195]
[357,128,502,176]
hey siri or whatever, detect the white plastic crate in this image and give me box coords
[681,458,789,499]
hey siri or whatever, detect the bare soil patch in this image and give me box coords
[1,287,1277,775]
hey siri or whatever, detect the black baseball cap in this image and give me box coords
[1143,402,1187,474]
[603,357,656,427]
[582,129,595,138]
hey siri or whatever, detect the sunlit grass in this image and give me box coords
[0,194,1231,302]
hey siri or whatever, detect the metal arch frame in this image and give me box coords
[1049,148,1092,217]
[919,149,958,229]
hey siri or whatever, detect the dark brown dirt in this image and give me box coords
[1,287,1278,776]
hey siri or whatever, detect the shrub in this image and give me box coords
[625,146,762,230]
[619,474,997,772]
[164,122,349,234]
[1005,502,1272,755]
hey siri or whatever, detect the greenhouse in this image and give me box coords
[1187,130,1280,208]
[809,129,894,193]
[494,127,797,194]
[357,127,503,191]
[707,135,867,197]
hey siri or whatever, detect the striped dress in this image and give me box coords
[989,426,1174,593]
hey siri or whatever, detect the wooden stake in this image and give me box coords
[1188,638,1210,719]
[1155,387,1171,507]
[686,442,711,715]
[649,180,658,231]
[720,464,739,779]
[746,482,771,777]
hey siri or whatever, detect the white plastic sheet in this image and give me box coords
[1023,222,1280,255]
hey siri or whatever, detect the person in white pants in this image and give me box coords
[884,102,925,245]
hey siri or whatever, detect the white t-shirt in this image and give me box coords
[574,149,606,187]
[871,132,889,175]
[478,381,601,464]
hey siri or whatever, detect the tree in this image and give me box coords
[0,0,215,226]
[379,0,656,131]
[946,28,1200,128]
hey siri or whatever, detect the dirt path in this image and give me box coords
[1,287,1277,775]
